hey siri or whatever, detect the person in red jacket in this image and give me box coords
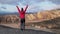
[16,5,28,30]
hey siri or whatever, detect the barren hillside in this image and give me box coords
[0,9,60,24]
[0,9,60,31]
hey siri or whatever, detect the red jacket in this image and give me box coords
[16,5,28,19]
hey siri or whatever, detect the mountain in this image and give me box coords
[0,12,19,15]
[0,9,60,23]
[0,9,60,29]
[26,9,60,21]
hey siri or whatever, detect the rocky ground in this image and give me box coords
[0,9,60,34]
[0,25,55,34]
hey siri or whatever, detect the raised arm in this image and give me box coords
[16,6,21,13]
[24,5,28,12]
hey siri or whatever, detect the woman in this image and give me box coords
[16,5,28,30]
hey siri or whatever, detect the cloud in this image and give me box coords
[38,1,57,10]
[21,0,60,12]
[0,0,19,5]
[49,0,60,4]
[0,3,17,12]
[0,0,60,13]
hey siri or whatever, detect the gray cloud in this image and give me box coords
[0,0,60,5]
[1,7,7,9]
[49,0,60,4]
[0,0,19,5]
[0,0,38,5]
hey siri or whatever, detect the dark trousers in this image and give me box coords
[20,18,25,30]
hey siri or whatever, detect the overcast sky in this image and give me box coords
[0,0,60,13]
